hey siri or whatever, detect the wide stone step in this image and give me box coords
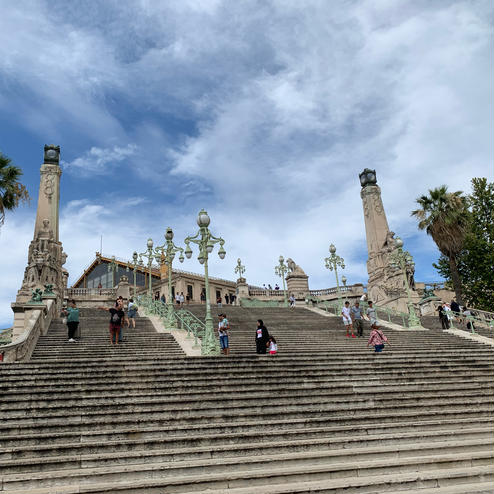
[4,416,492,448]
[4,381,492,402]
[2,387,492,413]
[2,404,492,436]
[2,447,492,491]
[2,425,491,467]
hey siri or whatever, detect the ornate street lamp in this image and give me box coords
[152,227,184,328]
[127,252,139,297]
[324,244,345,311]
[184,210,226,355]
[235,258,246,280]
[341,275,347,287]
[389,237,422,328]
[274,256,289,307]
[137,238,155,297]
[107,255,118,288]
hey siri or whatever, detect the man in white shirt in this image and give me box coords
[342,301,355,338]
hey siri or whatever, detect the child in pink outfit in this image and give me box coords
[367,324,390,353]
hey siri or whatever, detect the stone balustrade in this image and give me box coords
[0,297,57,363]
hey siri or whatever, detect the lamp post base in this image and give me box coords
[407,303,423,329]
[201,321,220,356]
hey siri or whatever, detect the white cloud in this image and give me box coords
[62,144,138,176]
[0,1,492,328]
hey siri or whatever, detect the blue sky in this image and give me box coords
[0,0,492,327]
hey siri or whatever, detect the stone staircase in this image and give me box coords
[0,307,493,493]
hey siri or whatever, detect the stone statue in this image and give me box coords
[36,219,54,253]
[421,287,435,300]
[383,230,396,252]
[29,288,44,303]
[43,284,55,295]
[286,258,306,276]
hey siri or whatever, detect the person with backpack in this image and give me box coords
[127,298,138,329]
[99,304,125,346]
[367,323,390,353]
[61,299,80,342]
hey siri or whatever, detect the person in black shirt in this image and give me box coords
[99,305,125,345]
[436,303,449,329]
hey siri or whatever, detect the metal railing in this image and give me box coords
[240,298,286,308]
[313,299,410,328]
[137,295,205,347]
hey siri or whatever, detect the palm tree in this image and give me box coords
[411,185,469,305]
[0,152,30,226]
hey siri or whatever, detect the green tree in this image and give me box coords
[0,152,30,226]
[411,185,469,305]
[433,178,494,311]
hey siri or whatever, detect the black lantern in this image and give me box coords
[359,168,377,187]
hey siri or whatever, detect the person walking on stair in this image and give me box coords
[255,319,269,354]
[62,299,80,342]
[99,303,125,346]
[267,335,278,355]
[218,313,230,355]
[128,298,138,329]
[116,297,126,342]
[367,323,390,353]
[366,301,377,326]
[437,302,449,329]
[342,301,355,338]
[351,301,364,337]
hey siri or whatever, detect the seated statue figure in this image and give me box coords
[286,258,306,276]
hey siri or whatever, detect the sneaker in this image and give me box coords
[351,334,356,338]
[68,338,75,342]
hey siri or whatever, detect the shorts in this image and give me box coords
[109,323,121,334]
[269,350,277,355]
[374,344,384,353]
[128,310,137,319]
[342,317,352,326]
[219,335,229,349]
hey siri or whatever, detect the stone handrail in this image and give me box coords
[0,299,57,363]
[0,327,13,345]
[240,298,286,308]
[65,288,117,297]
[309,286,354,296]
[313,299,410,328]
[248,289,287,297]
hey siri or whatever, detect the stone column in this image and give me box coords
[16,145,67,306]
[236,277,249,303]
[286,274,309,300]
[358,168,420,311]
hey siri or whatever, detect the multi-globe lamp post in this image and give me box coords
[274,256,289,307]
[235,258,245,279]
[324,244,345,311]
[153,227,185,329]
[389,236,422,329]
[126,252,139,297]
[184,210,226,355]
[137,239,155,298]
